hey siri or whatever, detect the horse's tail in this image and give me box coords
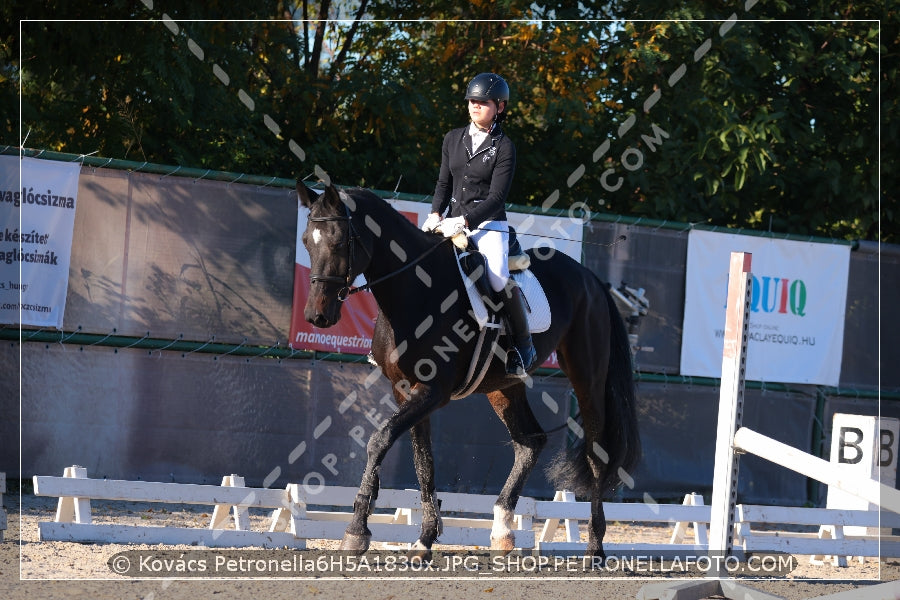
[546,284,642,498]
[596,283,642,494]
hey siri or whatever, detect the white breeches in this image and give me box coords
[470,220,509,293]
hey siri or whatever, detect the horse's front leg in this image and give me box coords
[340,383,446,554]
[407,416,442,561]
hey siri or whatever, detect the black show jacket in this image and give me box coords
[431,124,516,226]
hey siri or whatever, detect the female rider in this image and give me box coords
[422,72,536,378]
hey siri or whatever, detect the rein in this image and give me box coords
[308,203,453,301]
[348,236,452,298]
[464,224,628,249]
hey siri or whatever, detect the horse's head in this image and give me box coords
[297,182,368,328]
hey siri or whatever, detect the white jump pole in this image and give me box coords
[708,251,753,557]
[733,427,900,514]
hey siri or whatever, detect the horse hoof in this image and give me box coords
[339,532,371,554]
[583,548,607,569]
[407,540,432,562]
[490,533,515,554]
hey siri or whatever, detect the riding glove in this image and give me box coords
[435,216,467,237]
[421,213,442,233]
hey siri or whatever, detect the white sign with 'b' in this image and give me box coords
[826,412,899,531]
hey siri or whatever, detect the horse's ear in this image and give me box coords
[320,184,343,211]
[296,181,318,209]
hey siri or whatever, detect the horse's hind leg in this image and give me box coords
[557,310,612,559]
[407,416,442,560]
[558,361,613,558]
[588,480,609,560]
[487,384,547,552]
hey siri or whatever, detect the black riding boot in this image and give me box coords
[502,281,537,378]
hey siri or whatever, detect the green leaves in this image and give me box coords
[1,1,892,241]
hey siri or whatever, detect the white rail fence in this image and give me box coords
[28,256,900,564]
[32,466,899,560]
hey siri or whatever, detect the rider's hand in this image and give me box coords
[421,213,442,233]
[435,216,467,238]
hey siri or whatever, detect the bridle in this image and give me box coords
[307,202,368,302]
[306,198,452,302]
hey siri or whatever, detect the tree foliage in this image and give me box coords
[606,3,887,241]
[1,0,893,241]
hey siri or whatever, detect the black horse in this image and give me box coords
[297,182,640,559]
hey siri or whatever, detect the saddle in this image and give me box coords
[458,227,529,299]
[450,227,551,399]
[456,227,550,334]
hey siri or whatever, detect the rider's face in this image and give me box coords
[468,99,501,130]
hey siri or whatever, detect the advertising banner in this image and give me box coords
[289,193,582,367]
[680,229,850,386]
[0,156,80,328]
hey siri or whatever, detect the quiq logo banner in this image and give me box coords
[0,156,80,329]
[680,229,850,386]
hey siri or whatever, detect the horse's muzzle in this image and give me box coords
[307,312,335,328]
[305,298,342,328]
[306,315,334,329]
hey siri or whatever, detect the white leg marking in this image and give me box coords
[491,505,514,542]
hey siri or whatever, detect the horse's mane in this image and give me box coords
[346,187,444,249]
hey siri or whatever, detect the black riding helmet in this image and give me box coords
[464,73,510,105]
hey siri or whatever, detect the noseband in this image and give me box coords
[307,203,366,302]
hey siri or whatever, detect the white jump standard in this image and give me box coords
[708,252,900,557]
[708,251,753,559]
[643,251,900,599]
